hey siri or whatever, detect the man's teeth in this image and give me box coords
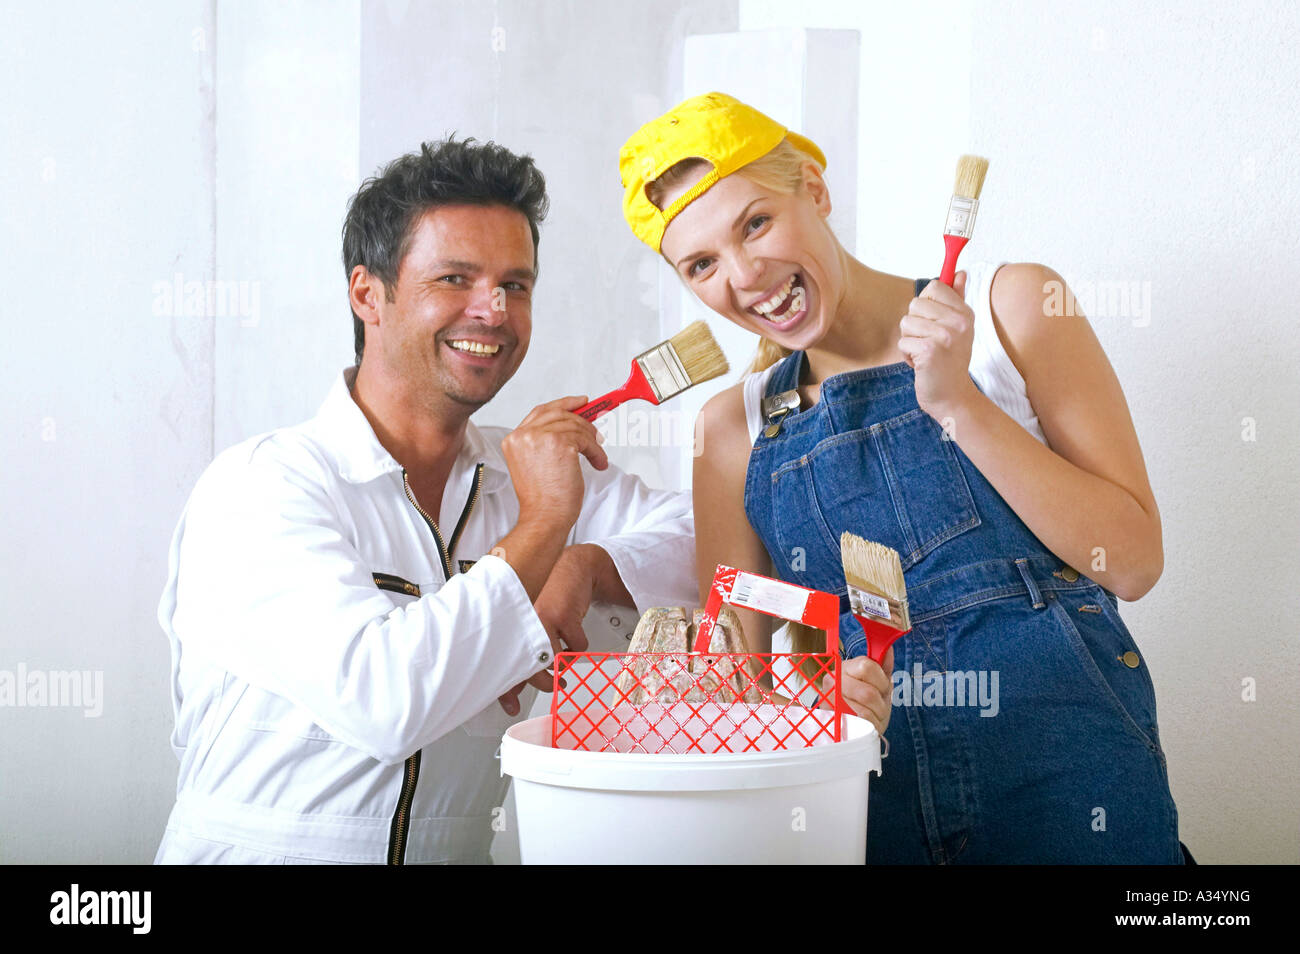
[448,340,501,355]
[753,275,799,316]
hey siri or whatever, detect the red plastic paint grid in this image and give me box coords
[549,566,850,754]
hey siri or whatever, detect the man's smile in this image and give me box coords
[446,338,503,357]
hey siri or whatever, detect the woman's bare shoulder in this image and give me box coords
[694,378,753,479]
[987,261,1068,373]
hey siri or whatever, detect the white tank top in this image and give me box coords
[741,260,1048,446]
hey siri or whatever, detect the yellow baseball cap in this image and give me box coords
[619,91,827,253]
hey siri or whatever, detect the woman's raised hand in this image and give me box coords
[897,270,980,423]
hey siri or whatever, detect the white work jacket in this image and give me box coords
[154,366,696,864]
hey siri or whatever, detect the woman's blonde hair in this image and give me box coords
[646,138,826,377]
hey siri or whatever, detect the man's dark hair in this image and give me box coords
[341,136,549,365]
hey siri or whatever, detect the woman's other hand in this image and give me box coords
[820,646,894,737]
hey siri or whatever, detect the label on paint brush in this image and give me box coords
[944,195,979,237]
[848,583,891,621]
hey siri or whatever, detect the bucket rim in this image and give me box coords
[499,710,882,791]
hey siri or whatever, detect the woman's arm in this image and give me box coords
[692,382,774,656]
[903,263,1163,602]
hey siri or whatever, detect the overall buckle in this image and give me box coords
[762,388,800,438]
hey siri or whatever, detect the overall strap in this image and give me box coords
[763,347,804,398]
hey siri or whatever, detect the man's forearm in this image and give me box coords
[492,517,572,603]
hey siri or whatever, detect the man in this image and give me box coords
[154,138,696,864]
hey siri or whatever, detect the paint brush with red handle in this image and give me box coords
[939,154,990,287]
[574,320,729,422]
[841,531,911,666]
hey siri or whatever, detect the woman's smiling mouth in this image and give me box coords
[746,272,807,330]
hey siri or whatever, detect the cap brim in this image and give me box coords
[785,131,827,169]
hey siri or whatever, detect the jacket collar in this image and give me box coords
[315,366,510,494]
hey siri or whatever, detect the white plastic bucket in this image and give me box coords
[500,703,881,864]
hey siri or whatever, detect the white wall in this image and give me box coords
[0,0,217,862]
[740,0,1300,863]
[742,0,973,271]
[213,0,361,450]
[0,0,361,863]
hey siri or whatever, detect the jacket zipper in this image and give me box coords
[386,462,484,865]
[372,572,420,597]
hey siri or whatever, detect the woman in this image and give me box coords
[618,92,1184,864]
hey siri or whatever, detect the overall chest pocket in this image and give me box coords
[774,408,981,573]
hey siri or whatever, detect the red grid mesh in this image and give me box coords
[549,651,842,754]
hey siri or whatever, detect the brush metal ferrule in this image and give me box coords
[634,341,691,403]
[848,581,908,630]
[944,194,979,238]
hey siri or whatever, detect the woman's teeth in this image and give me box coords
[751,275,806,324]
[448,340,501,356]
[753,275,796,315]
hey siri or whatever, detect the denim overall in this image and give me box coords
[744,278,1183,864]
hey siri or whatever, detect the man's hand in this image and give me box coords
[532,545,598,655]
[500,395,608,534]
[497,545,599,715]
[492,395,609,607]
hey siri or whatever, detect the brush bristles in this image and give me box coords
[953,154,989,200]
[669,320,730,385]
[841,531,909,629]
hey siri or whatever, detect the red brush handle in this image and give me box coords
[692,565,738,654]
[692,565,842,654]
[574,362,658,422]
[939,233,969,287]
[694,564,851,728]
[691,564,853,732]
[852,613,908,667]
